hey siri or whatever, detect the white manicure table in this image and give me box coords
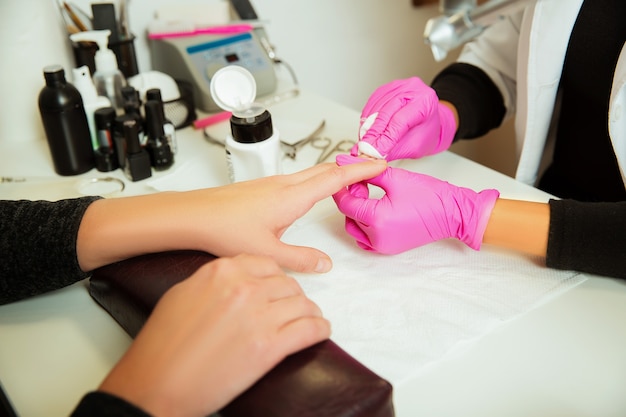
[1,90,626,417]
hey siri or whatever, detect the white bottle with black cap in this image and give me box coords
[210,66,282,183]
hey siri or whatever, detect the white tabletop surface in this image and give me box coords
[2,90,626,417]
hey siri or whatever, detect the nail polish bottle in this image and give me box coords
[121,85,145,144]
[144,100,174,170]
[93,107,118,172]
[122,119,152,181]
[113,114,132,168]
[146,88,177,153]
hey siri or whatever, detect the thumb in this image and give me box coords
[357,165,420,200]
[272,242,333,274]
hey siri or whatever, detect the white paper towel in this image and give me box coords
[144,128,587,385]
[282,208,587,384]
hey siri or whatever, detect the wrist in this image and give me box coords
[437,101,458,151]
[76,192,204,271]
[439,100,459,128]
[456,188,500,250]
[483,199,549,257]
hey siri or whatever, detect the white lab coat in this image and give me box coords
[457,0,626,187]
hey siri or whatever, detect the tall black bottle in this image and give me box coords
[38,65,94,175]
[144,100,174,170]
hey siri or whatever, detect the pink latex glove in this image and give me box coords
[333,155,499,254]
[352,77,457,161]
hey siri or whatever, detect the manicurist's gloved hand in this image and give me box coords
[333,155,499,254]
[353,77,457,161]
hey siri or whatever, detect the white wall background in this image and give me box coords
[0,0,515,176]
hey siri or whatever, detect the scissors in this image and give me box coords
[280,120,326,159]
[313,138,355,164]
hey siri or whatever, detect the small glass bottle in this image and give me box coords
[69,30,127,113]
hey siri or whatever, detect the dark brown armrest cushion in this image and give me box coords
[89,250,395,417]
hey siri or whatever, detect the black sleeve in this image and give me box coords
[431,62,506,140]
[547,199,626,279]
[0,197,101,305]
[71,392,152,417]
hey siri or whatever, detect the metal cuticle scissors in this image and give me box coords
[280,120,326,159]
[314,139,356,164]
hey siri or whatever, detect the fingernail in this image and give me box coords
[315,258,332,273]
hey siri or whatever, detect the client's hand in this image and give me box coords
[77,159,387,274]
[98,254,330,417]
[352,77,457,161]
[180,160,387,272]
[333,155,499,254]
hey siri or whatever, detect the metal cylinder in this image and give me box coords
[440,0,477,15]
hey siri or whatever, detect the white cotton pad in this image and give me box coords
[357,112,384,158]
[359,113,378,139]
[357,141,385,159]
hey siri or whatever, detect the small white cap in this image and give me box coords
[210,66,259,116]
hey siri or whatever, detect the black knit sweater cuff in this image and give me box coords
[431,62,506,140]
[547,199,626,279]
[71,391,152,417]
[0,196,101,305]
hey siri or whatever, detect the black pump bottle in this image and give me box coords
[38,65,94,175]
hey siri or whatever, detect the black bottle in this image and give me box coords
[144,100,174,170]
[146,88,177,153]
[121,86,144,142]
[93,107,118,172]
[122,119,152,182]
[38,65,94,175]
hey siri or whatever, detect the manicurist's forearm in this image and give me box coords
[482,199,550,258]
